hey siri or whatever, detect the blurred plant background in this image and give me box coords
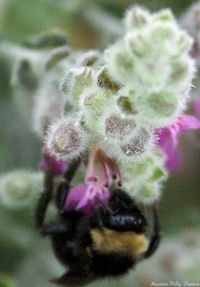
[0,0,200,286]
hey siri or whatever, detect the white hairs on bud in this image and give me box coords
[46,116,90,160]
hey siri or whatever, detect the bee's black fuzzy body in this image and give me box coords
[36,160,161,286]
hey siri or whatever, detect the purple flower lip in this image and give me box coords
[157,114,200,172]
[64,148,122,215]
[64,183,110,215]
[39,147,68,175]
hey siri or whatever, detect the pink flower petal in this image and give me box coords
[86,149,108,188]
[177,115,200,132]
[64,184,88,209]
[165,147,182,172]
[157,115,200,172]
[64,184,110,215]
[86,148,122,188]
[39,148,68,175]
[64,149,121,214]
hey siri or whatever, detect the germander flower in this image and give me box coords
[63,184,110,215]
[64,148,121,214]
[157,115,200,172]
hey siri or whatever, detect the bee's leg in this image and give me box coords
[39,223,74,236]
[35,171,54,230]
[56,158,81,213]
[91,209,105,229]
[144,204,161,258]
[64,158,81,183]
[55,181,70,214]
[51,271,95,287]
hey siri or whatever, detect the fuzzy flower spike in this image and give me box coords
[42,6,196,206]
[64,148,122,214]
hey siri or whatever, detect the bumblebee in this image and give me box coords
[36,159,161,286]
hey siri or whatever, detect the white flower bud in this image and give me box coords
[136,57,171,90]
[125,31,149,58]
[149,21,193,57]
[153,9,174,22]
[150,22,178,46]
[80,86,113,133]
[60,67,95,103]
[169,57,195,91]
[120,128,154,161]
[80,86,110,114]
[121,150,167,204]
[124,6,152,30]
[104,42,135,86]
[133,182,162,204]
[135,89,182,128]
[122,150,166,182]
[46,117,89,160]
[0,171,43,208]
[177,31,193,55]
[104,113,136,139]
[92,100,138,149]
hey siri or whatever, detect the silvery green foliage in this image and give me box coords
[46,116,90,160]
